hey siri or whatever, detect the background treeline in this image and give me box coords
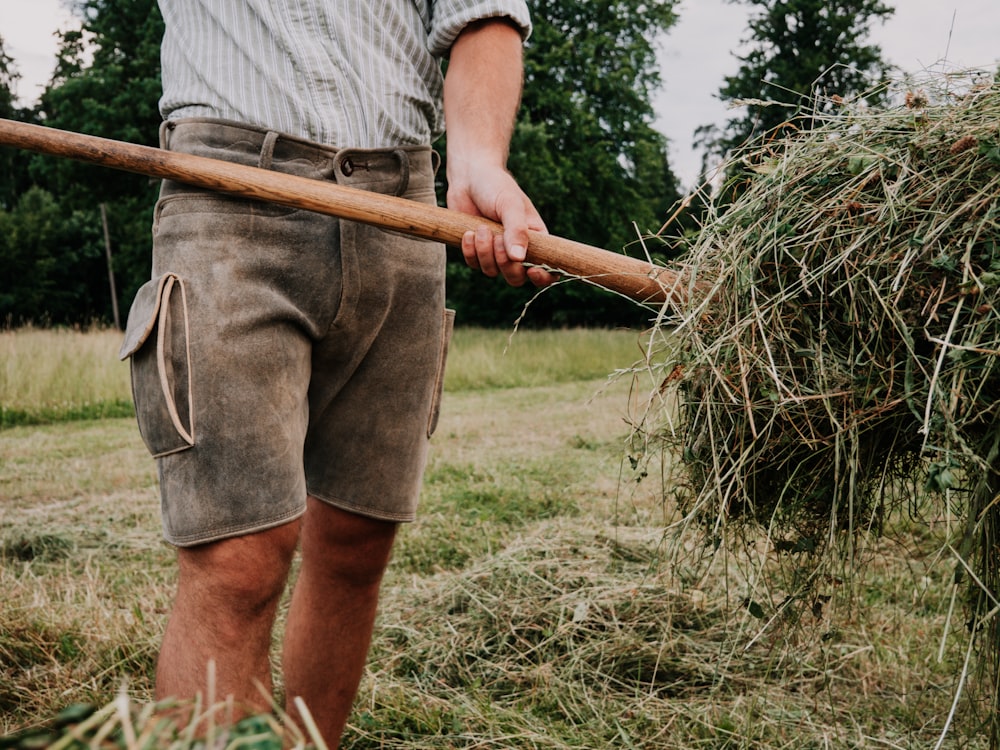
[0,0,897,329]
[0,0,684,329]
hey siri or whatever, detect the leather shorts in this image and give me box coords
[120,118,453,546]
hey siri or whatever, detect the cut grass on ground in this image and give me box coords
[0,327,988,747]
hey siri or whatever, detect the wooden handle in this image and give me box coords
[0,119,676,304]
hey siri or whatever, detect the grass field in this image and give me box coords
[0,327,990,748]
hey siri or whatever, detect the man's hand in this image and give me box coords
[444,19,556,288]
[446,159,553,287]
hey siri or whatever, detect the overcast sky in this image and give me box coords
[1,0,998,187]
[656,0,999,186]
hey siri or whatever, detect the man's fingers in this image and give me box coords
[461,229,482,272]
[496,233,528,287]
[508,242,527,263]
[464,219,557,287]
[448,164,555,283]
[462,225,503,278]
[496,191,530,264]
[454,180,554,288]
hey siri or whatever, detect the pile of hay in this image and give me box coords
[639,69,1000,694]
[647,71,999,546]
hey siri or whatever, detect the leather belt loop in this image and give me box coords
[160,119,175,149]
[258,131,279,171]
[392,149,411,197]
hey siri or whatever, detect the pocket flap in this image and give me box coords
[119,271,195,456]
[119,274,179,360]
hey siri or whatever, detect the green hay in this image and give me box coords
[637,69,1000,739]
[646,71,999,544]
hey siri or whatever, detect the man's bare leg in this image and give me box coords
[155,520,302,716]
[282,497,397,747]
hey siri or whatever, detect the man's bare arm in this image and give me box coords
[444,18,554,287]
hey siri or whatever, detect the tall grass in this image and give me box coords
[0,326,646,428]
[445,327,647,391]
[0,326,133,427]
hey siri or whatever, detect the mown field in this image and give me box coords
[0,326,990,748]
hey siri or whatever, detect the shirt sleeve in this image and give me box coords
[427,0,532,57]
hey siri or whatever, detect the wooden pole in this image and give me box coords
[0,118,685,305]
[99,202,121,329]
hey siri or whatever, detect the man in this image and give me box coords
[120,0,553,745]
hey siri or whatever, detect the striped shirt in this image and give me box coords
[158,0,532,148]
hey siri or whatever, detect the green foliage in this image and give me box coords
[442,326,647,390]
[0,36,16,120]
[33,0,164,316]
[703,0,894,173]
[0,0,163,327]
[518,0,679,248]
[1,1,163,324]
[0,35,38,211]
[0,35,20,210]
[0,400,135,429]
[0,326,132,427]
[0,187,109,324]
[40,0,164,158]
[444,0,684,327]
[0,326,638,427]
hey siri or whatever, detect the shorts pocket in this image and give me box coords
[119,273,195,457]
[153,190,298,236]
[427,308,456,438]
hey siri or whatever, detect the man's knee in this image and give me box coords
[176,520,302,616]
[301,498,397,586]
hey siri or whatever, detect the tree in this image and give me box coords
[27,0,165,322]
[443,0,684,327]
[0,187,106,324]
[4,0,681,328]
[0,36,15,117]
[0,34,38,211]
[704,0,894,168]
